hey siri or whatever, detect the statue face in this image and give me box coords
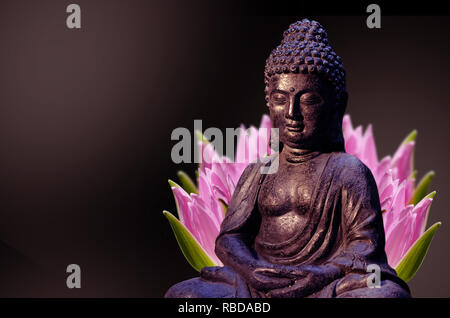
[267,73,337,150]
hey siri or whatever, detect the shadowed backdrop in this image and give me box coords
[0,0,449,297]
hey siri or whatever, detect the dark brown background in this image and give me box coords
[0,0,449,297]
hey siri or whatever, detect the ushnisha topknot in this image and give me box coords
[264,19,346,106]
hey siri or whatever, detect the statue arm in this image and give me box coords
[213,161,294,291]
[215,232,259,277]
[214,162,261,271]
[326,157,404,295]
[329,158,389,273]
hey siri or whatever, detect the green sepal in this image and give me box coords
[420,191,436,233]
[395,222,441,282]
[168,179,184,220]
[168,179,180,188]
[218,198,228,216]
[410,171,435,205]
[401,129,417,145]
[195,130,209,145]
[163,211,217,272]
[177,170,198,194]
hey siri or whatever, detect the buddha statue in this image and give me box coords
[165,19,411,298]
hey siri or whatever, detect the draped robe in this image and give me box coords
[165,152,411,298]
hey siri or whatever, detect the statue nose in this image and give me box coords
[286,96,301,119]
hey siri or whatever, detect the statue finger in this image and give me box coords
[200,266,234,283]
[199,266,216,278]
[253,267,279,277]
[267,285,292,298]
[254,273,293,289]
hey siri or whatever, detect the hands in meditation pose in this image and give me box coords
[165,19,411,298]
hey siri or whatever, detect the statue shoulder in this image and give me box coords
[237,153,278,184]
[229,154,277,206]
[219,156,274,236]
[330,152,376,187]
[236,161,259,186]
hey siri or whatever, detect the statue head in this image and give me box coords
[264,19,348,152]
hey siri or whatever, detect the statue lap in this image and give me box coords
[165,266,410,298]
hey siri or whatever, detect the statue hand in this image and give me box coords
[265,264,342,298]
[200,266,235,285]
[245,261,296,291]
[264,266,316,298]
[254,264,314,278]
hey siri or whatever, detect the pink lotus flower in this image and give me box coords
[342,115,436,267]
[167,115,271,267]
[165,114,439,281]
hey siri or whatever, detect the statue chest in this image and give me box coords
[257,164,321,217]
[255,157,329,245]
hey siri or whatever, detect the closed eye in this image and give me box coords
[300,93,323,105]
[270,92,288,105]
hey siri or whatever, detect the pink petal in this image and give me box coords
[260,114,271,131]
[342,114,353,139]
[373,156,391,185]
[380,196,393,214]
[362,124,378,171]
[197,141,218,171]
[405,178,415,204]
[385,205,414,267]
[378,169,394,195]
[391,141,415,182]
[259,115,272,156]
[190,194,221,231]
[171,186,193,233]
[382,179,403,231]
[211,174,231,204]
[247,126,259,163]
[345,133,358,155]
[197,170,210,198]
[411,197,433,244]
[257,127,270,158]
[235,124,249,164]
[379,182,394,209]
[354,126,363,141]
[392,180,407,216]
[188,198,222,265]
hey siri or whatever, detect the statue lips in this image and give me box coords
[285,121,304,133]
